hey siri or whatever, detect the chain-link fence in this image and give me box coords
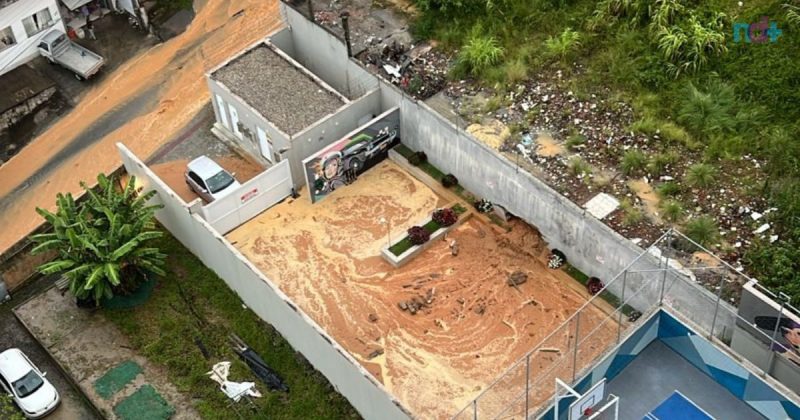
[453,229,800,419]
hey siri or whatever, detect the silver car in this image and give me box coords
[0,348,60,419]
[184,156,241,202]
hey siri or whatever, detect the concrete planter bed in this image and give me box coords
[381,204,470,268]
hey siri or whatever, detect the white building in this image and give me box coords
[0,0,66,76]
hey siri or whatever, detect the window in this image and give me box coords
[0,26,15,52]
[22,8,54,37]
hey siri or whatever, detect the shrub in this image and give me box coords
[407,226,431,245]
[647,152,678,176]
[623,205,645,226]
[684,215,718,247]
[568,156,592,177]
[548,249,567,269]
[660,199,684,223]
[475,199,493,213]
[432,208,458,227]
[504,59,528,84]
[566,134,587,151]
[677,81,736,139]
[441,173,459,188]
[685,163,716,188]
[408,151,428,166]
[620,150,647,176]
[457,32,504,75]
[545,28,582,61]
[656,181,681,197]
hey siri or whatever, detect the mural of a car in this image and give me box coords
[339,126,399,172]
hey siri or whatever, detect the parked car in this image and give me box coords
[0,348,60,419]
[185,155,241,202]
[37,30,104,81]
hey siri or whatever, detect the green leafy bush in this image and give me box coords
[620,150,647,176]
[656,181,681,197]
[660,199,684,223]
[647,152,678,176]
[685,163,717,188]
[568,156,592,177]
[408,151,428,166]
[566,134,587,151]
[457,32,504,75]
[677,81,736,140]
[684,215,718,246]
[441,173,459,188]
[545,28,582,61]
[0,394,23,420]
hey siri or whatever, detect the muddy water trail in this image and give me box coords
[0,0,283,252]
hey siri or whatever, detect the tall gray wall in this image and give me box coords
[394,92,736,336]
[280,4,378,99]
[287,89,381,186]
[117,143,412,420]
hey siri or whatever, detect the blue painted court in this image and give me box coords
[644,391,714,420]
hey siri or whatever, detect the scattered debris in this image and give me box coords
[539,347,561,353]
[507,271,528,287]
[367,347,384,360]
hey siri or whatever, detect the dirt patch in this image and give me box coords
[466,119,510,150]
[628,179,662,223]
[228,160,616,418]
[535,133,563,157]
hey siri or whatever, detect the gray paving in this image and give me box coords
[0,276,99,419]
[607,340,763,420]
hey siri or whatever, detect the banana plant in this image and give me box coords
[31,174,166,305]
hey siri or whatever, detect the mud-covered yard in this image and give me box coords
[227,160,616,418]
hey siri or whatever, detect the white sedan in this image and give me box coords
[0,349,60,419]
[184,155,242,203]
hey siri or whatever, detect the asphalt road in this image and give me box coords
[0,276,99,420]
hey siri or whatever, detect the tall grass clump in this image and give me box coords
[545,28,582,61]
[685,163,717,188]
[456,30,504,76]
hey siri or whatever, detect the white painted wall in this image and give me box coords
[0,0,65,76]
[199,160,292,235]
[117,143,413,420]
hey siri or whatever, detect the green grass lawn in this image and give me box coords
[103,232,360,420]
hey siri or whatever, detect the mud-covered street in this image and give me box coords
[0,0,284,253]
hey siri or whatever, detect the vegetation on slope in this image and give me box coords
[411,0,800,303]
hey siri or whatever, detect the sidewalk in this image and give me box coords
[14,286,198,420]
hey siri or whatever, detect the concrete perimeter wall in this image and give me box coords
[287,89,381,186]
[117,143,412,420]
[274,0,736,335]
[396,96,736,334]
[279,5,379,99]
[197,160,293,235]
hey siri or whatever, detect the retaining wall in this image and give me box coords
[396,97,736,335]
[274,1,736,336]
[117,143,412,420]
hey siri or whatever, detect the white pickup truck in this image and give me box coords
[37,30,104,80]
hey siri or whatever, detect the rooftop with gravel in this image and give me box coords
[212,45,345,135]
